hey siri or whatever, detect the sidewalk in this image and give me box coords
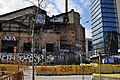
[23,66,32,80]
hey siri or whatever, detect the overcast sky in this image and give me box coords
[0,0,92,38]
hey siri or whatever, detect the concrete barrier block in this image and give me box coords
[94,64,113,73]
[55,65,76,75]
[35,66,56,75]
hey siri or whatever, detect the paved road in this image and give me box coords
[24,67,92,80]
[24,75,92,80]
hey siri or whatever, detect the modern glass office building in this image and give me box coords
[90,0,118,54]
[116,0,120,51]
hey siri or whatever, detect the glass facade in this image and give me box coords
[90,0,118,53]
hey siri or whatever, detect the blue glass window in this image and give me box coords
[102,13,116,17]
[101,3,114,8]
[102,17,116,22]
[101,8,116,13]
[103,27,117,31]
[101,0,114,3]
[103,22,117,27]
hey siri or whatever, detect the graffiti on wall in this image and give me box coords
[0,53,44,63]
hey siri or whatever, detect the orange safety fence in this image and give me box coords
[0,71,24,80]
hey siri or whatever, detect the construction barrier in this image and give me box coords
[76,64,94,75]
[92,73,120,80]
[94,64,113,73]
[35,64,120,75]
[55,65,76,75]
[112,65,120,73]
[0,64,19,74]
[0,71,24,80]
[35,66,56,75]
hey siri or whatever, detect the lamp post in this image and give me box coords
[79,53,84,80]
[79,47,84,80]
[31,20,35,80]
[32,2,40,80]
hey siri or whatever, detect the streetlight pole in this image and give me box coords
[79,47,84,80]
[26,0,45,80]
[80,53,84,80]
[31,20,35,80]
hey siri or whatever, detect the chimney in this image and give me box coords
[65,0,68,13]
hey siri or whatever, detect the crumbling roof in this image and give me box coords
[0,5,46,20]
